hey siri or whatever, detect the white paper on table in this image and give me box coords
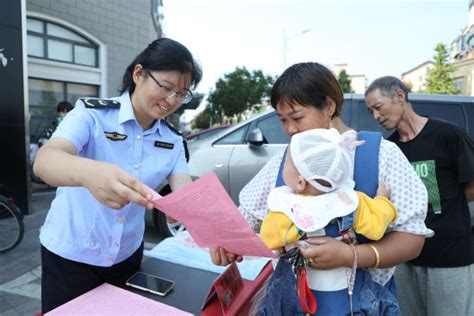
[144,231,271,281]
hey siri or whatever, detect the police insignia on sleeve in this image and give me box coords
[81,98,120,109]
[154,141,174,149]
[104,132,127,141]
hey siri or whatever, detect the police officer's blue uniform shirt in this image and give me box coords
[39,92,188,267]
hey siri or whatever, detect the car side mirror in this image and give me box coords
[247,128,264,146]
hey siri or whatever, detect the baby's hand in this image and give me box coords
[376,182,391,198]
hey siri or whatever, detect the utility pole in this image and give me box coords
[283,28,310,69]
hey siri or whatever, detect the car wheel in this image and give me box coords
[151,185,186,238]
[152,209,186,238]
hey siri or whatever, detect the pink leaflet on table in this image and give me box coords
[45,283,191,315]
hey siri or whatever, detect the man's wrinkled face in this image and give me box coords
[365,89,404,130]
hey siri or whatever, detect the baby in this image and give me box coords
[260,128,397,250]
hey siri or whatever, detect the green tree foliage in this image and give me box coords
[207,67,274,122]
[425,43,460,95]
[337,69,354,93]
[191,107,220,130]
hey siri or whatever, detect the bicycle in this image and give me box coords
[0,184,24,253]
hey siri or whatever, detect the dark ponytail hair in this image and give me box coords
[271,62,344,118]
[120,38,202,94]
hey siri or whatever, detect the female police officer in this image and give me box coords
[34,38,202,313]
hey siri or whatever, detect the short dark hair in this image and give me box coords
[120,38,202,94]
[270,62,344,118]
[56,101,74,113]
[365,76,409,102]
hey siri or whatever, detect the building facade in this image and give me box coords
[348,74,367,94]
[332,63,367,94]
[451,0,474,61]
[449,0,474,95]
[25,0,162,142]
[451,58,474,95]
[401,61,434,92]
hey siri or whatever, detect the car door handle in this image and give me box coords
[214,164,224,168]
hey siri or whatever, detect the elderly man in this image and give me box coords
[365,76,474,316]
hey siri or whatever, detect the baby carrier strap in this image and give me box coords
[340,131,382,231]
[275,148,287,187]
[353,131,382,198]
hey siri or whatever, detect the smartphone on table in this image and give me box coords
[126,272,175,296]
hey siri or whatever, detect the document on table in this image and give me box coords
[46,283,191,315]
[148,173,275,258]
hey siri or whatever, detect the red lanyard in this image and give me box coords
[297,267,317,314]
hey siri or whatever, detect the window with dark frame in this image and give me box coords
[26,18,98,67]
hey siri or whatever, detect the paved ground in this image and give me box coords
[0,186,163,315]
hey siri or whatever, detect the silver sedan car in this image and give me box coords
[187,109,289,203]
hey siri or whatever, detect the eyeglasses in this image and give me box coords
[144,70,193,105]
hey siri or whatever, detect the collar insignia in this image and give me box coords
[154,141,174,149]
[82,98,120,109]
[104,132,127,141]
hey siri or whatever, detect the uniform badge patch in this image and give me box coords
[82,98,120,109]
[104,132,127,141]
[154,141,174,149]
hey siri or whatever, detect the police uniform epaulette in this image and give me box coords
[162,120,189,162]
[162,120,183,136]
[81,98,120,109]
